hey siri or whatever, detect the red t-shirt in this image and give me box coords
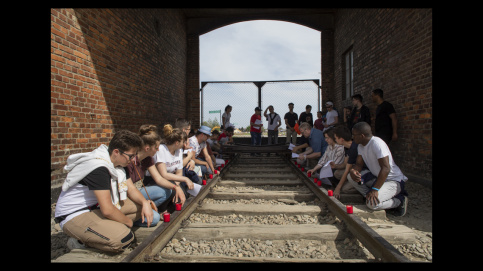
[250,114,262,133]
[218,133,228,141]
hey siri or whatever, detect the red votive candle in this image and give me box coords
[346,205,353,214]
[209,174,213,179]
[175,203,182,211]
[301,167,305,172]
[314,178,318,183]
[221,163,225,168]
[294,161,298,165]
[328,190,333,196]
[214,170,219,174]
[317,180,322,186]
[202,179,207,185]
[307,172,312,177]
[163,213,170,222]
[297,164,301,168]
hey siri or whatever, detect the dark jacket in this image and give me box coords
[347,105,371,130]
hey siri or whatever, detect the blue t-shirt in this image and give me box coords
[308,128,327,155]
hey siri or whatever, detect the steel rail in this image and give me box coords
[122,150,409,262]
[283,155,410,262]
[121,154,241,262]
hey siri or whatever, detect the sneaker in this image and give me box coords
[394,195,408,216]
[67,237,85,250]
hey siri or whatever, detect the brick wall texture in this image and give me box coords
[51,8,432,187]
[51,8,188,185]
[332,9,432,180]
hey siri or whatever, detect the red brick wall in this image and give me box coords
[51,8,188,186]
[333,9,432,179]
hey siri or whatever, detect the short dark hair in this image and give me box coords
[288,102,294,106]
[351,94,363,102]
[372,88,384,98]
[174,118,191,130]
[353,122,372,136]
[333,124,352,141]
[306,105,312,109]
[225,126,234,133]
[108,130,143,155]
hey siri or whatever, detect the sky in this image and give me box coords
[199,20,322,129]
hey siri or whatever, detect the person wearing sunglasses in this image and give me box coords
[323,101,339,131]
[54,130,153,252]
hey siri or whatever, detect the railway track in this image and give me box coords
[53,145,415,263]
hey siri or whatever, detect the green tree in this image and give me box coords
[202,117,220,128]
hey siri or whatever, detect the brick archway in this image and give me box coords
[183,9,337,128]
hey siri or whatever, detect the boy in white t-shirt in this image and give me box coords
[263,105,281,148]
[189,126,215,178]
[146,125,195,205]
[54,130,150,252]
[323,101,338,131]
[348,122,408,216]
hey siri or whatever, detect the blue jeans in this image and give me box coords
[196,157,213,178]
[250,131,261,155]
[133,208,161,227]
[133,184,172,227]
[138,185,172,209]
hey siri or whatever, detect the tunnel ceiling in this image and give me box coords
[181,8,337,35]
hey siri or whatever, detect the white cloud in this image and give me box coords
[199,20,322,127]
[200,20,321,82]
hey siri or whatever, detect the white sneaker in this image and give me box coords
[67,237,85,250]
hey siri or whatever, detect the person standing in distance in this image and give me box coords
[264,105,282,147]
[250,107,263,156]
[284,102,298,145]
[372,89,398,144]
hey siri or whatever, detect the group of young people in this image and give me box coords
[54,88,405,254]
[54,119,229,253]
[290,88,407,218]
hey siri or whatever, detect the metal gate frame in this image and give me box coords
[200,79,321,126]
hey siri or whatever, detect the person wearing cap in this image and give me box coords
[323,101,339,131]
[250,107,263,156]
[284,102,298,144]
[188,125,215,179]
[263,105,281,148]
